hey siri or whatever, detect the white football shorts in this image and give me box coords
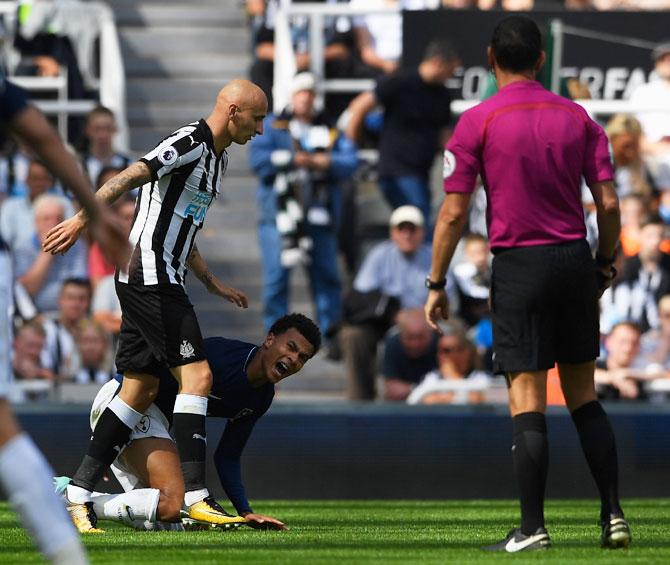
[90,379,172,491]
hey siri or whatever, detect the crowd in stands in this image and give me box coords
[0,99,129,400]
[2,0,670,405]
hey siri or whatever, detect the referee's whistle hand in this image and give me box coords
[424,290,449,334]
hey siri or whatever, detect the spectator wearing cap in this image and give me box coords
[249,72,358,335]
[339,205,443,400]
[346,39,460,231]
[629,40,670,187]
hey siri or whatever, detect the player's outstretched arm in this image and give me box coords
[42,161,151,256]
[13,105,133,268]
[187,244,248,308]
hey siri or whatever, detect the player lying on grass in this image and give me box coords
[57,314,320,531]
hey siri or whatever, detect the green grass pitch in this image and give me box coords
[0,499,668,564]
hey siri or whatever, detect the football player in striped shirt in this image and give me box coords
[44,79,269,533]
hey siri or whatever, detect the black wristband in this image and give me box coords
[425,276,447,290]
[595,251,616,268]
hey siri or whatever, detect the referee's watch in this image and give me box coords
[595,251,616,268]
[425,276,447,290]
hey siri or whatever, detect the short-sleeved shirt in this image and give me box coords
[443,80,613,251]
[353,240,432,309]
[375,70,452,178]
[118,119,227,287]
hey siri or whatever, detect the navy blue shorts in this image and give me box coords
[490,239,599,374]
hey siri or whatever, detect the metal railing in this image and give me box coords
[11,72,96,140]
[276,3,663,120]
[0,0,124,147]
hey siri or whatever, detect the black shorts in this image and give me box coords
[115,281,206,375]
[490,239,599,374]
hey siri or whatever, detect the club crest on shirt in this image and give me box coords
[135,415,150,434]
[180,340,195,359]
[443,149,456,179]
[159,147,178,166]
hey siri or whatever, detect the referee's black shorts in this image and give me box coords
[115,281,206,375]
[490,239,599,375]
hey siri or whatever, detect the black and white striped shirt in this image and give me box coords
[118,119,228,286]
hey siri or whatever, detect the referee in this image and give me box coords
[44,79,268,532]
[425,17,630,552]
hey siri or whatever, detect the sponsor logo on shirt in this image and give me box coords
[183,190,213,223]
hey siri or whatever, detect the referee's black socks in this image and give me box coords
[512,411,548,535]
[71,396,143,493]
[571,400,623,521]
[173,394,208,494]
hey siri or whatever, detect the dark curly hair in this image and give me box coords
[269,313,321,354]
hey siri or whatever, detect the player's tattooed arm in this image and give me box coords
[187,245,248,308]
[188,244,214,286]
[80,161,152,224]
[42,161,152,255]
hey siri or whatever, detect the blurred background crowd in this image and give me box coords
[2,0,670,407]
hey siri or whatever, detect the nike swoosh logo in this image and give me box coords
[125,505,136,522]
[506,534,545,552]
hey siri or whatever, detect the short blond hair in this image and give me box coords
[606,114,642,139]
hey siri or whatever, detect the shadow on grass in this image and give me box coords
[290,516,670,528]
[83,540,486,552]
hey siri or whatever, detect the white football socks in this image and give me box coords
[91,487,160,527]
[0,433,88,563]
[66,483,92,504]
[184,488,209,508]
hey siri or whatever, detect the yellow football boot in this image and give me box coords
[183,496,245,530]
[67,501,105,534]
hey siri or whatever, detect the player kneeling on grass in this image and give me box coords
[57,314,320,531]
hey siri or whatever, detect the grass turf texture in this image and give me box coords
[0,499,667,564]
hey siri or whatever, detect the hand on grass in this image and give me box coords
[243,513,287,530]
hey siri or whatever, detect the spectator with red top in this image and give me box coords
[87,180,133,288]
